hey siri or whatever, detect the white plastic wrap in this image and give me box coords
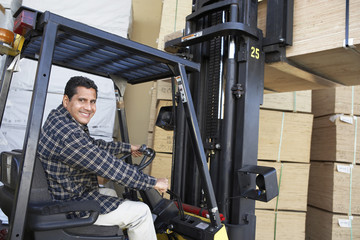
[22,0,132,38]
[0,57,117,152]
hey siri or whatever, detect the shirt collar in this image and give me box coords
[57,104,90,135]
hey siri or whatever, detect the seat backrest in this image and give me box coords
[0,150,51,217]
[30,158,52,203]
[0,150,23,218]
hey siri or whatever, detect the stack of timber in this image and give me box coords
[258,0,360,92]
[255,90,313,240]
[307,86,360,239]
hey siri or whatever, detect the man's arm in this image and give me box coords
[61,132,156,191]
[92,138,132,155]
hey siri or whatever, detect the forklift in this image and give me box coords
[0,0,288,239]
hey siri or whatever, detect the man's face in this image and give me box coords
[63,86,97,125]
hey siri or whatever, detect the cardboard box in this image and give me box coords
[311,115,360,164]
[258,110,313,163]
[306,206,360,240]
[261,90,312,113]
[256,161,309,212]
[149,152,172,198]
[156,79,172,101]
[308,162,360,215]
[312,86,360,117]
[255,209,306,240]
[258,0,360,91]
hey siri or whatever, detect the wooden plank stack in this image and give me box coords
[255,209,306,240]
[262,91,311,113]
[258,109,313,163]
[255,91,313,239]
[307,86,360,239]
[307,206,360,240]
[258,0,360,92]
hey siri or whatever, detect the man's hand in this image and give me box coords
[154,178,168,193]
[131,145,142,157]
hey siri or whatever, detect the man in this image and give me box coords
[37,76,168,240]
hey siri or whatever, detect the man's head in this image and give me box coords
[63,76,98,125]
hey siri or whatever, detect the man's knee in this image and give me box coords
[137,202,152,216]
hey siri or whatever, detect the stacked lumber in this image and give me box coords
[258,109,313,163]
[307,86,360,239]
[255,209,306,240]
[307,206,360,240]
[255,91,313,240]
[261,91,311,113]
[258,0,360,92]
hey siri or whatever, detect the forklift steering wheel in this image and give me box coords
[118,144,156,171]
[137,144,156,171]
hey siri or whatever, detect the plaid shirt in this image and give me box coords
[37,104,156,215]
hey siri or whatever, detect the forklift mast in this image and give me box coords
[166,0,285,238]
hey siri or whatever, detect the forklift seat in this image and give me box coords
[0,150,125,240]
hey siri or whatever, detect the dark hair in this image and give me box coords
[64,76,98,100]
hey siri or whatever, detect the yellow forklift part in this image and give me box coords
[13,34,25,52]
[157,227,228,240]
[213,226,229,240]
[156,212,229,240]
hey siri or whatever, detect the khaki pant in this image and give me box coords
[94,188,157,240]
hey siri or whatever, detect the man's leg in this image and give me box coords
[94,200,157,240]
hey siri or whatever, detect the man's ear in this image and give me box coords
[63,95,69,108]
